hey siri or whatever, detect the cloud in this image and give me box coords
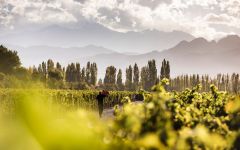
[204,13,240,26]
[0,0,78,29]
[0,0,240,40]
[76,0,240,39]
[138,0,171,9]
[220,0,240,16]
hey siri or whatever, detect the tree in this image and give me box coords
[32,66,40,80]
[41,62,47,81]
[125,65,133,91]
[81,67,86,83]
[47,59,54,72]
[133,63,140,90]
[160,59,170,80]
[0,45,21,74]
[76,63,81,82]
[86,62,91,85]
[148,60,157,89]
[48,62,64,82]
[65,63,76,82]
[140,67,148,90]
[65,64,71,82]
[104,66,117,90]
[117,69,124,91]
[48,70,64,81]
[56,62,62,71]
[232,73,239,94]
[90,63,98,86]
[166,61,170,79]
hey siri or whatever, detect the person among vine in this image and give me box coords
[96,90,109,117]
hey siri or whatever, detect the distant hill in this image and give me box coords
[3,35,240,79]
[159,35,240,75]
[4,45,115,67]
[80,35,240,78]
[0,22,194,53]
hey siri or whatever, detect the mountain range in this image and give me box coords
[3,34,240,79]
[81,35,240,78]
[0,22,194,53]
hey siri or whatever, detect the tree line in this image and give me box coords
[100,59,170,91]
[29,59,240,93]
[0,45,239,93]
[170,73,240,93]
[29,58,170,91]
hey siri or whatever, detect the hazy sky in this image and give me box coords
[0,0,240,40]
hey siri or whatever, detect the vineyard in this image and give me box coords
[1,80,240,149]
[0,89,135,115]
[110,80,240,149]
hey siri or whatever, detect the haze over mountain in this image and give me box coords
[80,35,240,78]
[4,35,240,79]
[0,23,194,53]
[4,44,115,67]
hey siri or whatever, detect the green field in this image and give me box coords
[0,89,135,115]
[1,80,240,150]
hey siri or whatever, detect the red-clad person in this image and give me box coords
[96,90,109,117]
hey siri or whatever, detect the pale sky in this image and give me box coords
[0,0,240,40]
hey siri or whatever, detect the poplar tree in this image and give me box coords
[47,59,54,72]
[86,62,91,85]
[148,60,157,89]
[104,66,117,90]
[133,63,140,90]
[81,67,86,82]
[140,67,148,90]
[56,62,62,71]
[125,65,133,91]
[117,69,124,91]
[160,59,170,80]
[42,62,47,81]
[90,63,98,86]
[76,63,81,82]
